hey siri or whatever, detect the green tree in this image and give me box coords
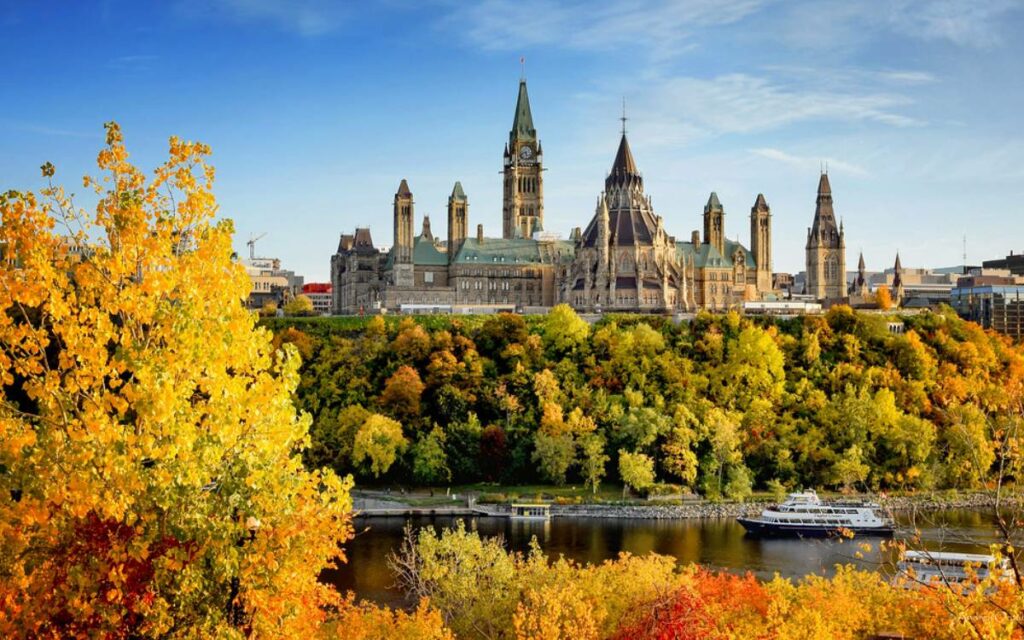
[662,407,699,486]
[831,445,870,491]
[533,431,576,485]
[579,433,610,495]
[619,451,656,497]
[353,414,408,477]
[943,404,995,488]
[412,427,451,485]
[543,303,589,354]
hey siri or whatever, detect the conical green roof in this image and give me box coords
[510,80,536,144]
[450,181,467,200]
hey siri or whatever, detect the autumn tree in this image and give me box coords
[0,124,352,637]
[283,293,315,316]
[619,451,656,497]
[579,433,609,495]
[352,414,408,477]
[380,365,425,421]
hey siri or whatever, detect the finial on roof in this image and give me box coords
[620,97,628,136]
[520,56,525,80]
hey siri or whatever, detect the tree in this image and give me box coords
[0,123,352,636]
[543,303,590,355]
[579,433,609,495]
[875,286,893,310]
[702,408,743,496]
[619,451,656,497]
[353,414,408,477]
[283,293,315,316]
[479,424,509,482]
[260,300,279,316]
[533,431,576,486]
[380,365,425,421]
[412,427,450,485]
[831,445,870,491]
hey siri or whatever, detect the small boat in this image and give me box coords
[896,550,1012,588]
[737,489,894,537]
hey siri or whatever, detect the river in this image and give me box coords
[325,510,1000,608]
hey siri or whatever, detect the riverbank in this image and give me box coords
[352,489,1019,520]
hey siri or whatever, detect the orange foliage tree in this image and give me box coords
[0,124,352,637]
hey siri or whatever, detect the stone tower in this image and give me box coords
[703,192,725,255]
[393,179,415,287]
[851,251,869,298]
[805,173,846,301]
[447,181,468,263]
[750,193,772,292]
[502,79,544,239]
[892,253,904,305]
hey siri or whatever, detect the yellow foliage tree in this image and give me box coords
[0,123,352,637]
[283,293,315,316]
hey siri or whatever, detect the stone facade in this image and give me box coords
[805,173,847,302]
[331,78,778,315]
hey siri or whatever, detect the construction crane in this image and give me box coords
[247,232,267,260]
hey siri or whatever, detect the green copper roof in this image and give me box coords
[676,240,754,269]
[450,181,467,200]
[510,80,536,144]
[413,236,448,266]
[453,238,574,266]
[705,192,722,211]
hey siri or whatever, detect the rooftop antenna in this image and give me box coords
[620,97,628,136]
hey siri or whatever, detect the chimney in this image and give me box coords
[477,224,484,244]
[691,230,700,245]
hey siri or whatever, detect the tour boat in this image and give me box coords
[736,490,894,537]
[896,550,1012,588]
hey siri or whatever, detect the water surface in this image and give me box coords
[325,509,1000,607]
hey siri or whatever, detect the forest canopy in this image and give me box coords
[269,304,1024,497]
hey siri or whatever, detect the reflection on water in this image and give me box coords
[324,510,1000,608]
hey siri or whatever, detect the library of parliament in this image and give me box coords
[331,78,846,314]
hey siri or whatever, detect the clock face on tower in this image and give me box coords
[519,146,534,161]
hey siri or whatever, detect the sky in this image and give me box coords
[2,0,1023,282]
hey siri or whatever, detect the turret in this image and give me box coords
[447,181,468,263]
[703,192,725,255]
[750,193,772,292]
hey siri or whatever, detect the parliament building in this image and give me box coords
[332,79,839,315]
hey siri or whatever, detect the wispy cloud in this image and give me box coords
[442,0,764,58]
[175,0,348,37]
[887,0,1022,48]
[612,73,922,149]
[750,148,868,177]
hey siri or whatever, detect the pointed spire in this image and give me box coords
[397,179,412,197]
[450,181,466,200]
[705,192,723,212]
[510,79,536,144]
[858,251,866,271]
[752,193,769,211]
[817,172,832,196]
[894,252,902,272]
[606,133,641,190]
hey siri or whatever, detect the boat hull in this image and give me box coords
[737,517,894,538]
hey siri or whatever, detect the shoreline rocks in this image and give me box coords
[544,493,1016,520]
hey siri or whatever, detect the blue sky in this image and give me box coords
[2,0,1023,281]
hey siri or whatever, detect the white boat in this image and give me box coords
[897,550,1012,587]
[737,489,894,537]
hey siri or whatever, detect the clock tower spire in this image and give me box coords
[503,77,544,239]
